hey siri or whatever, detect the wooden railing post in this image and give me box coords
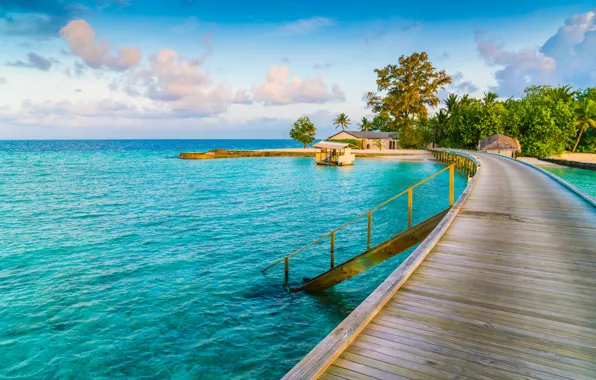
[330,232,335,268]
[449,165,455,206]
[284,257,289,283]
[407,188,413,228]
[367,211,372,249]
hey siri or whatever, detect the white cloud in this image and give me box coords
[252,65,345,105]
[279,17,334,35]
[477,8,596,96]
[233,89,253,105]
[539,9,596,85]
[0,77,7,84]
[115,49,236,117]
[60,20,141,71]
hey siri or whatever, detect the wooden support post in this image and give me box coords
[449,165,455,206]
[330,232,335,268]
[284,257,289,283]
[407,188,413,228]
[367,211,372,249]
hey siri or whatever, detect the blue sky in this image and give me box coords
[0,0,595,139]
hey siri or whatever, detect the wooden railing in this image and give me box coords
[261,152,479,283]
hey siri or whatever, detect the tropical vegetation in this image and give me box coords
[363,52,596,156]
[290,116,316,149]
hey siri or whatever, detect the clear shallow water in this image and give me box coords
[0,140,467,379]
[544,166,596,198]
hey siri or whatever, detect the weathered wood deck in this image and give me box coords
[287,152,596,379]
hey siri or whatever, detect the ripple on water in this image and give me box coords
[0,142,467,378]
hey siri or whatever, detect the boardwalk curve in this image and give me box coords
[285,152,596,380]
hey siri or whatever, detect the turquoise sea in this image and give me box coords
[0,140,470,379]
[544,166,596,198]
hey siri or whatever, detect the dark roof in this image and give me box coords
[478,134,521,151]
[328,130,399,139]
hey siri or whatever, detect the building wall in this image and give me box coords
[329,132,358,140]
[328,132,400,150]
[362,139,399,150]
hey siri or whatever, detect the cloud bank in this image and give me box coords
[478,8,596,96]
[252,65,345,105]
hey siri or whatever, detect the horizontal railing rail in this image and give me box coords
[261,152,480,283]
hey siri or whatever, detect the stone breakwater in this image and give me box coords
[178,149,431,160]
[179,149,314,159]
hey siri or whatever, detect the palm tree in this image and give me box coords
[444,93,459,115]
[333,113,351,131]
[573,99,596,153]
[550,85,576,103]
[431,109,449,145]
[358,117,373,132]
[459,94,472,107]
[483,91,499,106]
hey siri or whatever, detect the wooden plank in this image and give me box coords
[326,364,378,380]
[354,335,531,380]
[340,352,444,380]
[388,292,596,342]
[334,357,410,380]
[379,306,596,360]
[363,322,596,376]
[402,283,596,328]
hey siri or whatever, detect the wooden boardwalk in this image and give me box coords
[290,153,596,380]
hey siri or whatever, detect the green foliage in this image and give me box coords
[367,51,451,131]
[399,124,429,149]
[289,117,316,148]
[326,138,363,149]
[358,117,373,132]
[371,115,391,131]
[573,99,596,152]
[426,85,586,157]
[333,113,351,131]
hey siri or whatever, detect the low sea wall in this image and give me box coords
[538,158,596,171]
[179,149,430,160]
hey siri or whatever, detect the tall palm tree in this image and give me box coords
[333,113,351,131]
[358,117,373,132]
[573,99,596,153]
[444,93,459,115]
[459,94,472,107]
[483,91,499,106]
[432,109,449,145]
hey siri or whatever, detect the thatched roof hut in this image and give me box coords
[478,134,521,152]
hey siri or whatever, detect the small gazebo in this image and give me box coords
[313,141,356,166]
[477,134,521,158]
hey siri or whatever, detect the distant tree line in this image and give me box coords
[360,52,596,156]
[290,51,596,156]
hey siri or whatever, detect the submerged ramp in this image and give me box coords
[293,209,449,292]
[286,152,596,379]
